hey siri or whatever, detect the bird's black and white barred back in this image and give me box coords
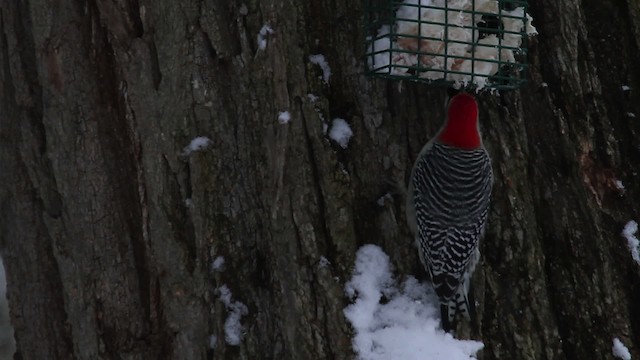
[411,142,492,331]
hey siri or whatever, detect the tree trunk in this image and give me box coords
[1,0,639,359]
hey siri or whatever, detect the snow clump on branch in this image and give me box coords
[329,118,353,149]
[309,54,332,83]
[278,111,292,124]
[217,285,249,346]
[182,136,212,156]
[612,338,631,360]
[257,24,274,51]
[622,221,640,266]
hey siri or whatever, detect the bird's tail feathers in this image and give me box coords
[441,284,476,333]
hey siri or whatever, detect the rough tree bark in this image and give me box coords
[1,0,639,359]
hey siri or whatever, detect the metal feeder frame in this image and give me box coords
[364,0,530,90]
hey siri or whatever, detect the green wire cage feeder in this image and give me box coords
[364,0,537,90]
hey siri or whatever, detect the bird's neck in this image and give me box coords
[437,122,481,150]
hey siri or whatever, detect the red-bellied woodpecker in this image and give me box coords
[406,93,492,333]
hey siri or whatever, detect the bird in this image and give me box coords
[406,93,493,333]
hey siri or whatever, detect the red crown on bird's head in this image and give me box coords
[438,93,481,150]
[448,93,478,124]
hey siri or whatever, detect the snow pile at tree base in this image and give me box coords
[344,245,483,360]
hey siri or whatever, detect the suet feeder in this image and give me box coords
[364,0,536,90]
